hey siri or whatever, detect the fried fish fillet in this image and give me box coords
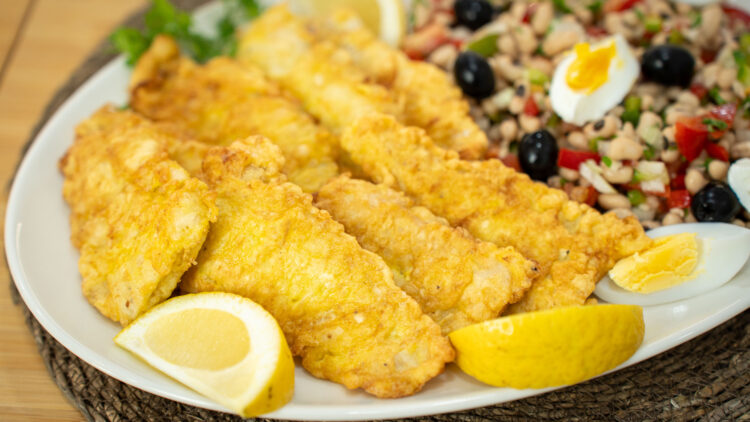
[236,4,403,134]
[59,107,217,325]
[340,115,652,313]
[310,10,488,159]
[316,175,538,334]
[130,35,338,192]
[180,137,453,398]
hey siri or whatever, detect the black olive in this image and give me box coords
[454,51,495,99]
[691,182,741,222]
[454,0,493,30]
[519,130,559,181]
[641,45,695,87]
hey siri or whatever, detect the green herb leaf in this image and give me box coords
[668,29,684,45]
[587,0,603,14]
[466,34,499,57]
[708,87,727,105]
[527,68,549,86]
[642,143,656,160]
[702,117,728,132]
[689,10,702,28]
[110,0,261,66]
[553,0,572,14]
[601,156,612,167]
[627,189,646,206]
[644,16,662,33]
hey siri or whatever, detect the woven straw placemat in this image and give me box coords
[7,1,750,420]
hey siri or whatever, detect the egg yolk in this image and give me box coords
[565,41,617,94]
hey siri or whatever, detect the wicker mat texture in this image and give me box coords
[7,0,750,420]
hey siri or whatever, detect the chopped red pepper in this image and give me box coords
[700,48,718,64]
[674,116,708,162]
[671,173,686,190]
[705,142,730,161]
[522,3,538,24]
[722,5,750,27]
[667,189,692,209]
[689,83,708,101]
[402,23,451,61]
[524,96,540,116]
[585,26,609,37]
[557,148,601,169]
[708,103,737,125]
[500,154,522,172]
[603,0,642,13]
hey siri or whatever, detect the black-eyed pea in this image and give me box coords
[567,131,588,150]
[641,94,654,111]
[515,25,538,55]
[637,111,663,135]
[603,163,633,184]
[572,6,593,25]
[720,89,736,104]
[498,34,518,56]
[665,105,692,125]
[492,55,524,82]
[610,208,635,219]
[428,44,458,70]
[676,91,700,108]
[543,96,552,111]
[547,175,563,189]
[660,148,680,163]
[732,219,747,228]
[700,4,723,42]
[651,32,668,45]
[685,168,709,194]
[499,119,518,141]
[481,97,500,116]
[662,125,675,142]
[619,122,637,140]
[542,29,580,56]
[559,167,580,182]
[721,131,736,146]
[662,212,683,226]
[733,81,746,98]
[509,2,527,20]
[708,160,729,180]
[646,195,661,212]
[685,211,698,223]
[519,114,541,133]
[642,220,661,229]
[608,136,643,161]
[718,67,737,90]
[509,95,526,114]
[523,56,553,76]
[532,2,553,35]
[598,193,631,210]
[584,115,620,139]
[730,141,750,159]
[700,62,720,87]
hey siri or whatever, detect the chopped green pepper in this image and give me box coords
[621,96,641,126]
[466,34,499,57]
[627,190,646,206]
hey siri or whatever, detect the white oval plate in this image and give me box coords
[6,1,750,420]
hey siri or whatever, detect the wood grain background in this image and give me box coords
[0,1,147,420]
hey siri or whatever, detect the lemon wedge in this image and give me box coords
[114,292,294,417]
[449,305,644,389]
[291,0,406,46]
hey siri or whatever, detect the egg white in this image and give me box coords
[550,34,639,126]
[728,158,750,213]
[594,223,750,306]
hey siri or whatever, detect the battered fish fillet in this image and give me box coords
[316,175,538,334]
[340,115,652,313]
[180,137,453,398]
[59,107,217,326]
[310,10,488,159]
[236,5,403,134]
[130,35,338,192]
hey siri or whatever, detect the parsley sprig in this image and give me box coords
[111,0,260,66]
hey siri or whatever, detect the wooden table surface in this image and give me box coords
[0,1,147,420]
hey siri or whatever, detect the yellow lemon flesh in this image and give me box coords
[449,304,644,389]
[609,232,699,294]
[115,292,294,418]
[565,41,617,93]
[290,0,405,46]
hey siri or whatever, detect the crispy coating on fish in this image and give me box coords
[340,115,652,313]
[311,10,488,159]
[316,175,538,334]
[236,5,403,134]
[60,107,217,325]
[180,137,453,398]
[130,35,338,192]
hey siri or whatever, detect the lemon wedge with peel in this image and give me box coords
[114,292,294,417]
[449,305,644,389]
[290,0,406,46]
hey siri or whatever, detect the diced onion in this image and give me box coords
[580,160,617,194]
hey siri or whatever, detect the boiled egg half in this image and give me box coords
[594,223,750,306]
[550,34,639,126]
